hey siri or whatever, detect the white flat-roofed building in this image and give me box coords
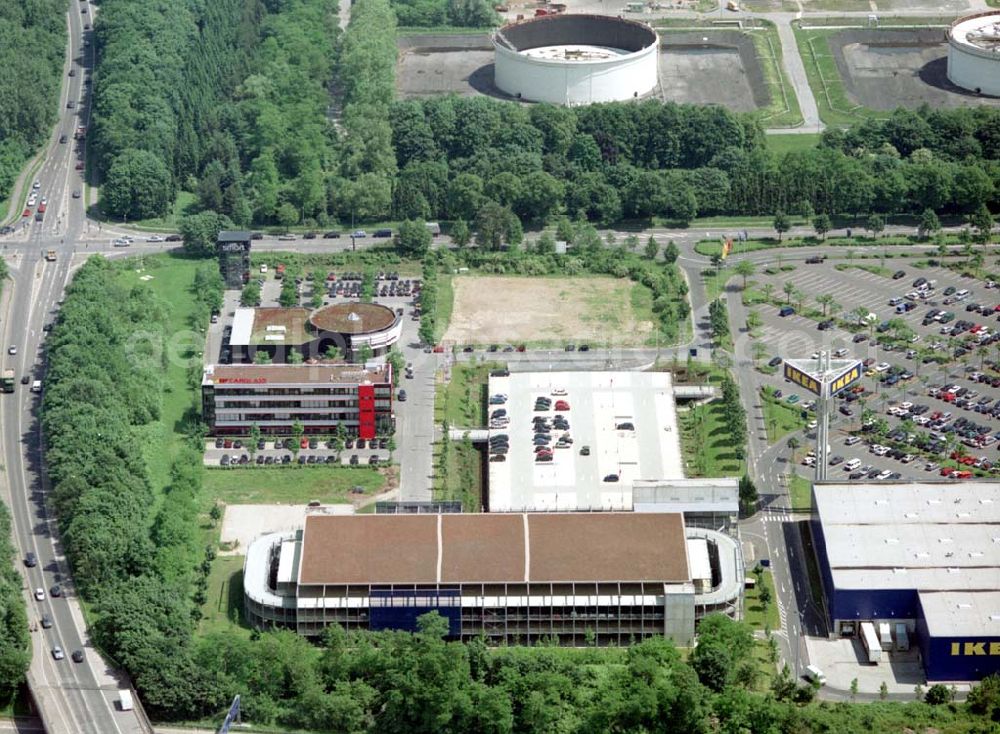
[487,371,687,513]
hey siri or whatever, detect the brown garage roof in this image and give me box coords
[310,303,397,335]
[298,513,689,586]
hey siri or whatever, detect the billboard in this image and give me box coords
[828,362,862,396]
[783,362,822,397]
[782,360,863,398]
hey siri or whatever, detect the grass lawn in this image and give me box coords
[761,391,807,443]
[765,133,822,156]
[745,570,780,631]
[0,685,32,717]
[432,438,483,511]
[702,267,732,303]
[748,21,803,128]
[113,190,198,232]
[434,272,454,342]
[793,25,883,126]
[199,555,250,637]
[203,466,386,505]
[679,389,746,477]
[115,255,207,499]
[436,361,505,428]
[788,472,813,512]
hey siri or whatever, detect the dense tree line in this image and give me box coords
[0,1,68,202]
[93,0,339,224]
[0,502,30,698]
[392,0,498,28]
[720,374,747,461]
[42,258,226,718]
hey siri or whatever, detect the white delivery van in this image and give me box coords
[118,690,134,711]
[844,458,861,471]
[804,665,826,686]
[878,622,893,651]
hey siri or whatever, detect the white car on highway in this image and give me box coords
[34,588,45,601]
[146,235,164,242]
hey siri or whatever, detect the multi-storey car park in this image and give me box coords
[812,481,1000,682]
[201,363,393,437]
[243,512,737,646]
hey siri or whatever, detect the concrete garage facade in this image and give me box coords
[245,512,697,646]
[947,12,1000,98]
[493,15,658,105]
[812,482,1000,681]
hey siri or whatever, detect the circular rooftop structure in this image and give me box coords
[309,302,402,358]
[947,11,1000,97]
[310,303,397,335]
[493,14,658,105]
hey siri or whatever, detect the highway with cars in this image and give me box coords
[0,1,150,732]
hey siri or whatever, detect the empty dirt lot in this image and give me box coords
[443,276,655,346]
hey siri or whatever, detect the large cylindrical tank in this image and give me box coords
[493,14,659,105]
[947,11,1000,98]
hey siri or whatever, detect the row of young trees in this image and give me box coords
[0,0,68,202]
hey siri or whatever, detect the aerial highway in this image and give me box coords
[0,1,150,732]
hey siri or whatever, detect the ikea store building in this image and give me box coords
[812,481,1000,681]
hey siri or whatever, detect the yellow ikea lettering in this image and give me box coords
[950,641,1000,655]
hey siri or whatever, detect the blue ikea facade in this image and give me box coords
[369,589,462,635]
[811,482,1000,682]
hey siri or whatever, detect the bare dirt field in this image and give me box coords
[443,276,655,346]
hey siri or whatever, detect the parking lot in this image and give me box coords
[749,258,1000,481]
[204,437,390,468]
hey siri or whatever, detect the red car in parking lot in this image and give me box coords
[554,400,570,411]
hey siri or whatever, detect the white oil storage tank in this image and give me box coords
[493,14,659,105]
[947,11,1000,97]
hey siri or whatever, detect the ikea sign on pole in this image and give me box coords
[782,359,863,398]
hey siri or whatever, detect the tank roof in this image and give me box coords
[950,11,1000,52]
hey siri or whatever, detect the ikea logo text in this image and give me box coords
[950,642,1000,656]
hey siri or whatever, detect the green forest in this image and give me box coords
[92,0,339,223]
[90,0,1000,231]
[0,0,69,207]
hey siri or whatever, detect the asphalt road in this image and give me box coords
[0,2,150,732]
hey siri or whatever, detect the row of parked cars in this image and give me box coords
[220,453,382,467]
[215,436,391,451]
